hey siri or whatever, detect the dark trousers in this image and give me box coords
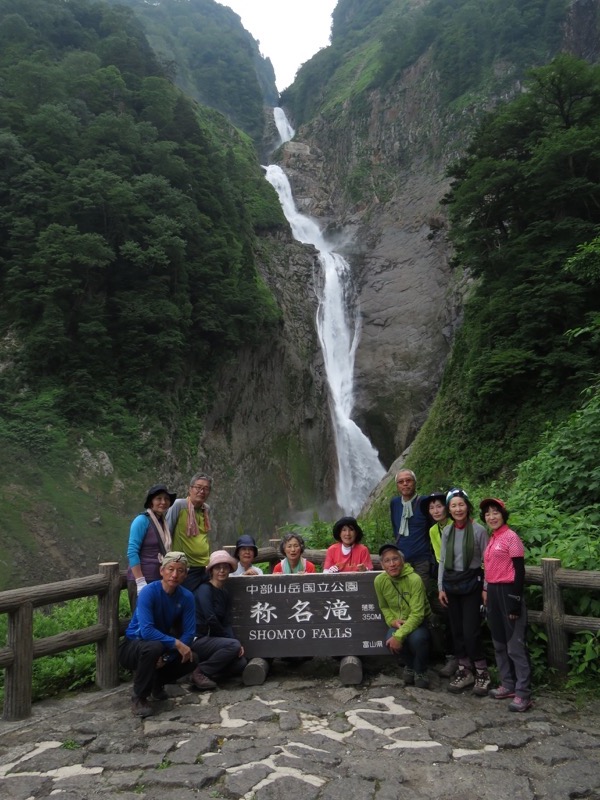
[487,584,531,699]
[119,639,195,700]
[192,635,247,679]
[446,589,486,666]
[387,625,430,674]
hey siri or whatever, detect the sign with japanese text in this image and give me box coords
[227,573,389,658]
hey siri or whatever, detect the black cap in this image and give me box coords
[234,534,258,559]
[144,484,176,509]
[332,516,364,543]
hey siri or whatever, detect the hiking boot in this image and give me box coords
[402,667,415,685]
[447,667,474,693]
[414,673,430,689]
[131,696,153,718]
[438,656,459,677]
[488,685,516,700]
[191,668,217,690]
[150,686,169,701]
[509,696,533,713]
[472,669,491,696]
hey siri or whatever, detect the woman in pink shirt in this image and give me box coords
[481,498,532,712]
[323,516,373,573]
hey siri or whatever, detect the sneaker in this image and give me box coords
[488,686,516,700]
[472,669,491,696]
[191,668,217,690]
[447,667,474,693]
[509,696,532,713]
[131,696,153,718]
[414,673,430,689]
[438,656,459,678]
[402,667,415,685]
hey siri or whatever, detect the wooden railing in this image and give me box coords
[0,562,122,721]
[0,556,598,721]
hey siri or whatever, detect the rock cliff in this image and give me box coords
[199,230,337,539]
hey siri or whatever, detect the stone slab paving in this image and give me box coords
[0,658,599,799]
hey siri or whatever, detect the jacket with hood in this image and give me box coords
[374,562,431,642]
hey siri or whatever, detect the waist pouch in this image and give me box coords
[443,567,482,595]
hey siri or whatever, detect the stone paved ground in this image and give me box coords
[1,658,599,800]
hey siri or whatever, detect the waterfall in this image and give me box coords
[266,110,385,515]
[273,107,295,143]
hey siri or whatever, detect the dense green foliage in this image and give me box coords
[380,0,568,101]
[0,594,131,706]
[408,55,600,485]
[282,0,572,126]
[115,0,278,142]
[0,0,284,430]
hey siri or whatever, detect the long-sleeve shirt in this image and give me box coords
[323,542,373,572]
[124,580,196,653]
[438,520,489,590]
[374,563,431,642]
[195,582,235,638]
[390,495,432,564]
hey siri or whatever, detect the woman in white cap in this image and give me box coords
[190,550,247,689]
[438,488,490,696]
[126,484,176,611]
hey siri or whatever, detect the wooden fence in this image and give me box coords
[0,556,598,722]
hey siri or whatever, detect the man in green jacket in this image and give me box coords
[374,543,432,689]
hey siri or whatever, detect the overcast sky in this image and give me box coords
[218,1,337,91]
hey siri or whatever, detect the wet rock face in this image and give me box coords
[278,66,463,464]
[200,233,337,537]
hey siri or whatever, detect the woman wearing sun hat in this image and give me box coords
[190,549,247,689]
[231,534,264,576]
[481,497,532,712]
[323,516,373,573]
[126,483,177,611]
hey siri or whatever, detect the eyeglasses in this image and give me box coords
[191,484,210,492]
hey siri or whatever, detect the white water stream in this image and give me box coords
[265,109,385,514]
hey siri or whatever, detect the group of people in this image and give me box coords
[389,469,532,712]
[120,468,532,718]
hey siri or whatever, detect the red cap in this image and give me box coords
[479,497,506,510]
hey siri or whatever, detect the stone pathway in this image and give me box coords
[1,658,599,800]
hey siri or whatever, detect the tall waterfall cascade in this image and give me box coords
[266,108,385,514]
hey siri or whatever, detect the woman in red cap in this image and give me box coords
[481,498,532,712]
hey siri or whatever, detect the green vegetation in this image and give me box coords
[408,55,600,486]
[283,0,573,126]
[116,0,278,143]
[0,594,131,707]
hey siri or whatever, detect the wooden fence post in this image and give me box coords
[542,557,569,675]
[96,562,121,689]
[3,601,34,721]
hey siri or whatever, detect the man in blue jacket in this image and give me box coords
[119,551,197,717]
[390,469,432,585]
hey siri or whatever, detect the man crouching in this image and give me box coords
[119,551,197,717]
[375,544,432,689]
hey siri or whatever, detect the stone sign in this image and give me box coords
[228,573,389,658]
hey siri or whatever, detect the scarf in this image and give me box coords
[146,509,172,557]
[185,496,211,537]
[444,520,474,571]
[283,557,305,574]
[398,496,414,537]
